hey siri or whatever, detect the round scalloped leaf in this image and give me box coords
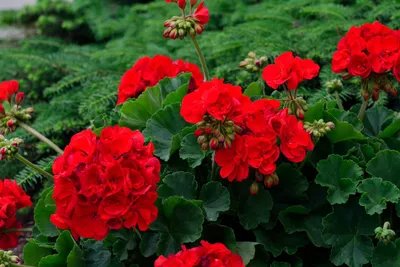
[316,154,363,204]
[371,239,400,267]
[357,177,400,215]
[158,172,198,200]
[199,181,230,221]
[367,150,400,188]
[363,106,394,137]
[179,132,207,168]
[239,189,273,230]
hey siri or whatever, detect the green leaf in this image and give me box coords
[322,198,379,267]
[113,237,136,261]
[244,82,263,97]
[119,74,190,130]
[363,106,394,137]
[202,224,236,251]
[39,231,75,267]
[367,150,400,188]
[326,108,363,131]
[179,133,207,168]
[23,240,54,266]
[140,232,160,258]
[239,189,273,230]
[357,177,400,215]
[254,226,309,257]
[158,172,198,200]
[67,245,85,267]
[323,111,365,143]
[271,262,291,267]
[372,239,400,267]
[305,101,324,123]
[81,240,111,267]
[162,81,189,107]
[150,196,204,256]
[236,242,258,265]
[316,154,363,204]
[143,103,190,161]
[279,205,326,247]
[199,181,230,221]
[34,187,59,237]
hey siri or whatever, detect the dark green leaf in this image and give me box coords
[357,177,400,215]
[244,82,263,97]
[199,181,230,221]
[158,172,198,200]
[305,101,324,123]
[236,242,258,265]
[326,108,363,131]
[239,189,273,230]
[67,245,85,267]
[140,232,160,258]
[202,224,236,251]
[23,240,54,266]
[316,154,363,204]
[271,262,291,267]
[323,111,365,143]
[34,187,59,237]
[82,240,111,267]
[367,150,400,188]
[179,133,207,168]
[372,239,400,267]
[113,238,136,261]
[39,231,75,267]
[363,106,394,137]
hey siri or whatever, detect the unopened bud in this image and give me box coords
[363,91,369,101]
[255,171,263,182]
[209,138,219,150]
[205,127,213,135]
[264,175,274,189]
[372,90,379,102]
[391,89,398,97]
[250,182,259,195]
[326,122,335,129]
[272,173,279,186]
[195,24,204,34]
[15,92,24,105]
[178,28,185,37]
[178,0,186,9]
[6,120,14,129]
[194,128,204,137]
[0,105,4,117]
[197,135,207,144]
[248,52,256,59]
[169,28,178,39]
[223,139,232,148]
[26,107,34,114]
[201,142,209,150]
[296,108,305,120]
[190,0,198,7]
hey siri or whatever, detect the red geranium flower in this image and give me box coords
[348,52,371,78]
[155,240,245,267]
[192,1,210,26]
[0,80,19,102]
[246,135,280,175]
[117,55,203,105]
[51,126,160,240]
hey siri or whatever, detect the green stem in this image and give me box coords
[14,154,54,181]
[3,228,32,233]
[134,228,142,240]
[18,121,63,155]
[358,98,369,121]
[334,91,344,110]
[190,35,210,81]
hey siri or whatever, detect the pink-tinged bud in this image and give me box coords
[190,0,198,7]
[0,147,6,155]
[0,104,4,116]
[272,173,279,186]
[209,137,219,150]
[255,171,263,182]
[264,175,274,189]
[373,86,380,92]
[7,120,14,128]
[163,28,172,38]
[194,128,204,137]
[178,0,186,9]
[326,122,335,129]
[12,142,18,147]
[169,29,178,39]
[391,89,398,97]
[164,20,172,27]
[372,90,379,102]
[296,108,305,120]
[204,127,213,135]
[15,92,24,105]
[26,107,34,114]
[250,182,259,195]
[363,92,369,101]
[195,24,204,34]
[197,135,207,144]
[223,139,231,148]
[217,135,225,143]
[201,142,209,150]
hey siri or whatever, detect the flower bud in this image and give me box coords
[163,28,172,38]
[0,105,4,117]
[195,24,204,34]
[26,107,34,115]
[15,92,24,105]
[223,138,232,148]
[178,28,185,37]
[205,127,213,135]
[197,135,207,144]
[201,142,209,150]
[7,120,14,129]
[209,137,219,150]
[164,20,172,27]
[250,182,259,195]
[169,28,178,39]
[248,52,256,59]
[372,90,379,102]
[255,171,263,182]
[194,128,204,137]
[178,0,186,9]
[391,89,398,97]
[326,122,335,129]
[217,135,225,143]
[296,107,305,120]
[264,175,274,189]
[190,0,198,7]
[363,91,369,101]
[273,173,279,186]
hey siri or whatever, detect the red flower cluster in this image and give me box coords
[51,126,160,240]
[165,0,209,26]
[332,21,400,79]
[262,51,320,90]
[0,179,32,249]
[181,79,314,182]
[117,55,204,104]
[155,241,245,267]
[0,80,19,102]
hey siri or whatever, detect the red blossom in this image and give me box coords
[0,80,19,102]
[51,125,160,240]
[192,1,210,26]
[117,55,203,105]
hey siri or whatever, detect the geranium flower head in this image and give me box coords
[0,80,19,102]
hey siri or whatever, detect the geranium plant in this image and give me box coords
[1,1,400,267]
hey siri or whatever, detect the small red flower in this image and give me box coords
[332,50,351,73]
[0,80,19,102]
[15,92,24,105]
[215,135,249,182]
[348,52,371,78]
[192,1,210,26]
[246,136,280,175]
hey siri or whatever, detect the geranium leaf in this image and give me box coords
[372,240,400,267]
[158,172,198,200]
[304,101,324,123]
[202,224,236,252]
[239,189,273,230]
[34,187,59,237]
[38,231,76,267]
[81,240,111,267]
[23,240,53,266]
[143,103,190,161]
[140,232,160,258]
[316,154,363,204]
[322,198,379,267]
[326,108,363,131]
[119,74,190,130]
[357,177,400,215]
[66,245,85,267]
[271,262,291,267]
[236,242,258,265]
[363,106,394,137]
[179,132,207,168]
[323,111,365,143]
[199,181,230,221]
[244,82,263,97]
[367,150,400,188]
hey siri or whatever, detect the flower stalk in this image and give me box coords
[358,97,369,121]
[14,154,54,181]
[190,35,210,81]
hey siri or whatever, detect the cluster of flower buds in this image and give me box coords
[304,120,335,139]
[375,222,396,244]
[163,0,209,40]
[239,52,268,73]
[0,250,20,267]
[360,77,398,102]
[250,171,279,194]
[283,97,308,120]
[0,135,23,161]
[195,116,242,150]
[0,104,34,135]
[326,79,343,94]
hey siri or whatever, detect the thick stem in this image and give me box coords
[15,154,54,181]
[18,122,63,155]
[358,98,369,121]
[3,228,33,233]
[334,91,344,110]
[211,152,218,180]
[190,35,210,81]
